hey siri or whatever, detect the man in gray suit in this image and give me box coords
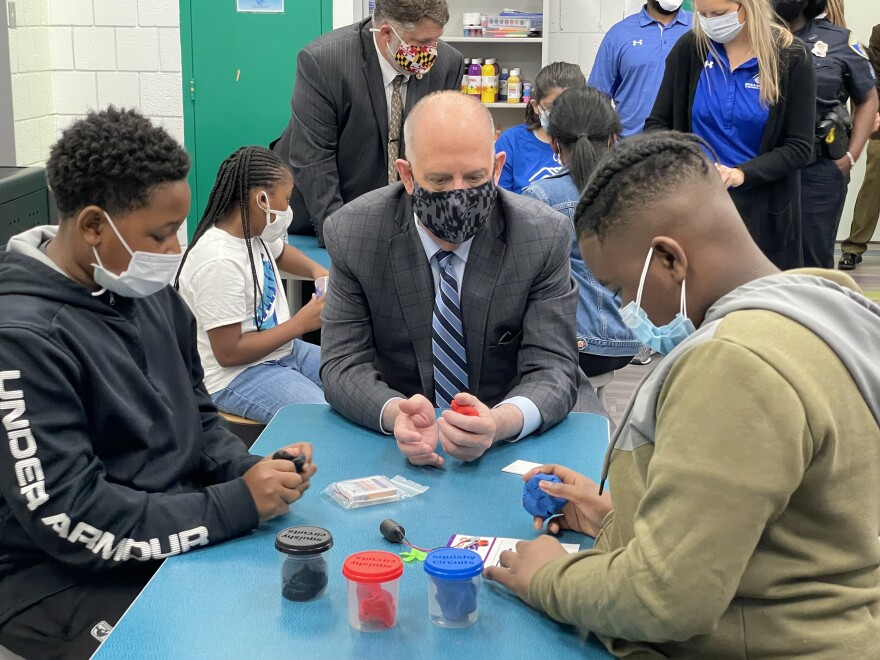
[321,92,602,468]
[273,0,464,246]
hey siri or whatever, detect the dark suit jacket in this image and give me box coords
[320,185,595,435]
[273,19,464,245]
[645,31,816,270]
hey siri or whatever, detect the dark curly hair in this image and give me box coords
[575,131,716,243]
[175,146,290,329]
[46,106,190,219]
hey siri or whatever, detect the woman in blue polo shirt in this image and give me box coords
[495,62,585,194]
[646,0,816,270]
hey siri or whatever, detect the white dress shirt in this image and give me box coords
[377,215,543,441]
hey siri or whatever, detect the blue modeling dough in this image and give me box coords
[435,578,478,621]
[522,474,568,518]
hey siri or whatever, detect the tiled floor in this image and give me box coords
[602,248,880,424]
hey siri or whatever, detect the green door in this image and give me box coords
[180,0,333,237]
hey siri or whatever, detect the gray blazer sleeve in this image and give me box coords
[287,47,345,238]
[320,217,405,432]
[506,215,579,432]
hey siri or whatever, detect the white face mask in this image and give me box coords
[91,211,182,298]
[657,0,684,10]
[258,192,293,243]
[539,108,551,131]
[699,9,745,44]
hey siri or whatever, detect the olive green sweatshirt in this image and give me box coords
[530,270,880,658]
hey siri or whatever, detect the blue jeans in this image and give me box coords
[211,340,325,424]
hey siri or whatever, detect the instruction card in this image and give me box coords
[448,535,581,568]
[237,0,284,13]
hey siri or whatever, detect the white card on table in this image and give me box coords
[501,460,543,475]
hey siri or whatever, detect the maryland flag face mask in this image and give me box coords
[388,25,438,77]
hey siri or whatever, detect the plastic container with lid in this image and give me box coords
[342,551,405,631]
[275,526,333,602]
[499,68,510,102]
[481,60,497,103]
[423,548,483,628]
[467,59,483,96]
[507,68,522,104]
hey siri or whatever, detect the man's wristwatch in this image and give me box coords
[846,151,856,167]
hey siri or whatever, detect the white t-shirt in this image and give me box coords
[178,227,292,393]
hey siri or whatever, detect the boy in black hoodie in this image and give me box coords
[0,108,315,660]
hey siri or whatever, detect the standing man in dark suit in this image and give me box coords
[321,92,604,468]
[273,0,464,246]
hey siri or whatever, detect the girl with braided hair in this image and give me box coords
[176,146,328,423]
[522,86,642,377]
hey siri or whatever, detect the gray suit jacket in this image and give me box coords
[273,19,464,245]
[320,184,598,435]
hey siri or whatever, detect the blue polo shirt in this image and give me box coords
[691,45,769,167]
[588,6,691,136]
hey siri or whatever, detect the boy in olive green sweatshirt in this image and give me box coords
[485,132,880,658]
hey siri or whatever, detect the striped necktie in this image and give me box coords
[432,250,468,409]
[387,74,405,184]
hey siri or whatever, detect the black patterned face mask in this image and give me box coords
[411,180,498,244]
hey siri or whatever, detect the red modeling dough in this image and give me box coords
[356,583,396,628]
[451,401,479,416]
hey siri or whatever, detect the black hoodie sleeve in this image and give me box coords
[180,310,263,484]
[0,327,259,570]
[193,378,262,482]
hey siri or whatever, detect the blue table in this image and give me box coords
[287,234,331,270]
[282,235,331,312]
[95,405,613,659]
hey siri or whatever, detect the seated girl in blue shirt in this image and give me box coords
[495,62,585,194]
[523,87,641,376]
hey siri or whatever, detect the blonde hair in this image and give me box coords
[693,0,794,107]
[823,0,846,27]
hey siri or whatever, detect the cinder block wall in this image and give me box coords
[9,0,183,167]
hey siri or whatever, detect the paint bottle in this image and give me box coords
[523,81,532,105]
[499,68,510,102]
[487,58,500,101]
[461,59,470,94]
[481,60,497,103]
[507,68,522,104]
[467,59,483,97]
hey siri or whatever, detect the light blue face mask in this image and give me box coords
[619,247,696,355]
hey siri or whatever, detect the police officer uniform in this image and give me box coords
[798,18,877,269]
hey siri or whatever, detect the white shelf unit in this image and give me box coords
[443,0,550,130]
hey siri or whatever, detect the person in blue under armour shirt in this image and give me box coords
[589,1,692,137]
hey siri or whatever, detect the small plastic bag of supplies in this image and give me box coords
[324,475,428,510]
